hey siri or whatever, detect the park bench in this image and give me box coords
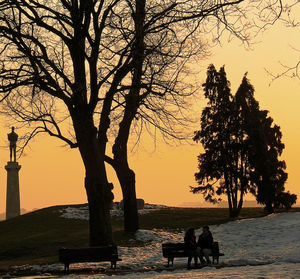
[162,241,224,267]
[59,245,122,272]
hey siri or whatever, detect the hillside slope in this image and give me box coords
[0,204,294,270]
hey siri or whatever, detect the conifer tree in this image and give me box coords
[192,65,247,218]
[192,65,296,216]
[235,75,295,213]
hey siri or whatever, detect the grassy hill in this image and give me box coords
[0,204,298,271]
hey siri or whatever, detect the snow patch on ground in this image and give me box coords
[60,204,168,220]
[23,210,300,278]
[60,206,89,220]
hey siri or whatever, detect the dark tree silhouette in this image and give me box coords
[192,65,295,217]
[0,1,286,243]
[237,77,291,213]
[274,191,297,210]
[192,65,253,218]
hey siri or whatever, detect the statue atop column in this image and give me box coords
[8,126,18,162]
[5,127,21,219]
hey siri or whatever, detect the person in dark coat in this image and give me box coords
[197,225,213,264]
[184,227,198,269]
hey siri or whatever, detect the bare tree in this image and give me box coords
[0,0,129,245]
[0,0,285,243]
[105,0,286,231]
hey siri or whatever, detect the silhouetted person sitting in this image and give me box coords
[184,227,198,269]
[197,225,213,265]
[8,126,18,162]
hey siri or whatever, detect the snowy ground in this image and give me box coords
[60,203,168,219]
[10,208,300,278]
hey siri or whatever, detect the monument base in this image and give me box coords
[5,161,21,220]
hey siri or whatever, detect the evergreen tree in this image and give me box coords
[235,75,295,213]
[192,65,296,216]
[192,65,250,218]
[274,191,297,210]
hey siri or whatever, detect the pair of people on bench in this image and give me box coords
[184,226,213,268]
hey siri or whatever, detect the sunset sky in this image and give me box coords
[0,10,299,213]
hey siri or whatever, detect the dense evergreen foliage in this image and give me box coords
[191,65,297,216]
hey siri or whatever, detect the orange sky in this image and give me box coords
[0,17,300,213]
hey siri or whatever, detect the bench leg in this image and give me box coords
[167,257,174,267]
[64,263,70,273]
[212,256,219,264]
[111,261,117,269]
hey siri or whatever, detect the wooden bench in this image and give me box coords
[162,241,224,267]
[59,245,122,271]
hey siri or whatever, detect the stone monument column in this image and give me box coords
[5,126,21,220]
[5,162,21,219]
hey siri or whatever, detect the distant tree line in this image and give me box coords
[191,65,297,217]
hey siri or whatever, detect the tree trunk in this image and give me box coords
[112,134,139,232]
[109,0,145,232]
[260,180,275,214]
[229,190,239,218]
[115,165,139,232]
[265,202,274,214]
[235,184,245,218]
[230,190,241,218]
[73,113,113,246]
[225,174,233,218]
[229,208,240,218]
[85,173,113,246]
